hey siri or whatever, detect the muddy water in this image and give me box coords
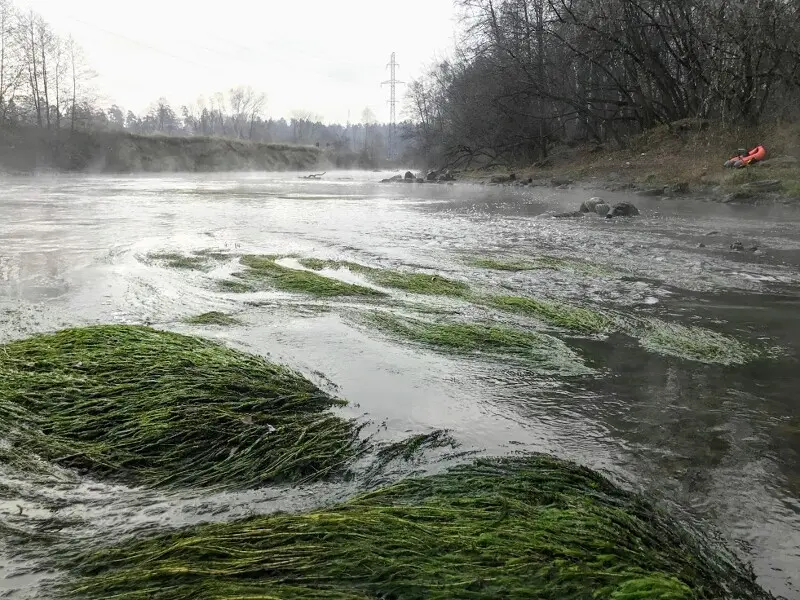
[1,171,799,598]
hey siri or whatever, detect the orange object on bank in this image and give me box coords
[724,145,766,168]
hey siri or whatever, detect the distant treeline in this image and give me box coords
[403,0,800,167]
[0,0,418,169]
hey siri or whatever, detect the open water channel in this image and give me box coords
[1,171,799,598]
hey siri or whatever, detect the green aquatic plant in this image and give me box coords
[183,311,241,326]
[470,255,616,276]
[364,312,592,376]
[633,318,761,366]
[229,255,385,297]
[146,251,209,270]
[487,294,762,365]
[490,295,615,334]
[217,279,255,293]
[0,325,366,489]
[191,249,234,261]
[374,430,459,464]
[469,257,536,271]
[60,454,770,600]
[299,258,470,296]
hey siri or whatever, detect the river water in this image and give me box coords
[1,171,799,598]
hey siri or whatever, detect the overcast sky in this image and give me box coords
[19,0,459,124]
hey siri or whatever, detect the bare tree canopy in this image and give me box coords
[404,0,800,167]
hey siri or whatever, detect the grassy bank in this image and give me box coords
[466,120,800,202]
[0,127,322,173]
[60,454,770,600]
[0,325,365,489]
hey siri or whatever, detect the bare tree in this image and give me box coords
[228,85,266,139]
[0,0,23,125]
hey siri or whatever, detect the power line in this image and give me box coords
[381,52,404,161]
[61,16,210,70]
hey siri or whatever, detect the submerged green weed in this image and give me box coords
[183,311,241,326]
[633,319,761,365]
[299,258,469,296]
[230,255,385,297]
[488,294,762,365]
[374,430,459,464]
[0,325,366,489]
[147,252,209,270]
[469,257,536,271]
[364,312,592,376]
[61,454,770,600]
[192,249,234,261]
[218,279,255,293]
[470,255,616,276]
[490,295,614,334]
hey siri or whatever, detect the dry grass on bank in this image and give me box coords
[470,120,800,197]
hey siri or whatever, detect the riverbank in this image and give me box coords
[462,120,800,204]
[0,127,323,174]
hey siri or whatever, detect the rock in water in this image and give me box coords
[404,171,414,180]
[606,202,640,218]
[579,197,603,213]
[426,170,438,181]
[594,202,610,216]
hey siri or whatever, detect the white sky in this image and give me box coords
[19,0,459,124]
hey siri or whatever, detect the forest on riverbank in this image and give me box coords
[3,0,800,179]
[403,0,800,168]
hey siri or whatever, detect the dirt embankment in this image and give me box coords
[463,120,800,204]
[0,128,323,174]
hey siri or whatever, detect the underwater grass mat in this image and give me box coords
[0,325,366,490]
[489,295,616,335]
[225,255,386,297]
[485,294,765,365]
[298,258,470,297]
[58,454,770,600]
[358,311,594,376]
[183,311,241,326]
[468,254,618,276]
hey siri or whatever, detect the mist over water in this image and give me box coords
[1,171,800,598]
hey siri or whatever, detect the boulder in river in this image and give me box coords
[605,202,640,218]
[594,202,610,216]
[426,170,438,181]
[552,211,584,219]
[579,197,603,213]
[404,171,414,180]
[380,174,403,183]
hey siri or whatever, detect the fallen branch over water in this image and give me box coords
[60,454,771,600]
[0,325,366,490]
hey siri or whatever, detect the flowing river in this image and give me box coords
[1,171,799,598]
